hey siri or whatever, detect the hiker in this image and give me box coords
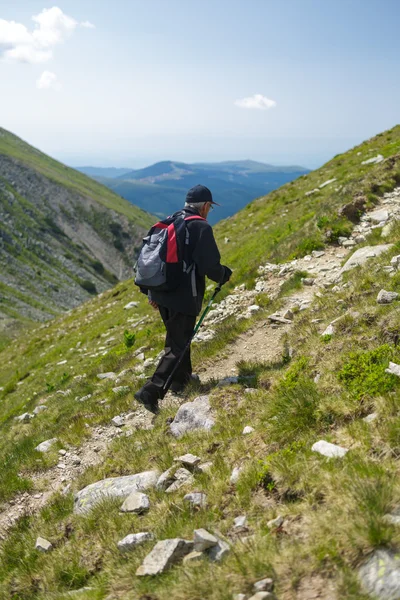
[134,184,232,413]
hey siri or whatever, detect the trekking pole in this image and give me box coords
[162,282,223,394]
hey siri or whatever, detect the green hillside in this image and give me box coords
[0,128,153,343]
[0,126,400,599]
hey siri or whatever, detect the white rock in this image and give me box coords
[322,324,334,336]
[197,462,213,474]
[386,362,400,377]
[207,538,230,561]
[193,528,218,551]
[383,514,400,526]
[156,468,175,491]
[312,440,348,458]
[377,289,399,304]
[136,539,193,575]
[165,468,194,493]
[230,467,243,485]
[124,301,139,309]
[234,515,248,529]
[174,454,201,469]
[74,470,159,514]
[218,376,239,386]
[97,372,116,380]
[170,396,215,437]
[361,154,384,165]
[248,305,261,314]
[340,244,393,274]
[111,415,125,427]
[117,532,154,552]
[390,255,400,266]
[319,178,337,188]
[120,491,150,514]
[183,492,207,507]
[267,515,284,529]
[363,412,378,423]
[369,208,389,222]
[33,405,48,415]
[15,412,34,423]
[243,426,255,435]
[35,537,52,552]
[254,578,274,592]
[35,438,57,453]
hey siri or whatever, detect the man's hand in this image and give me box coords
[148,299,158,310]
[221,266,232,284]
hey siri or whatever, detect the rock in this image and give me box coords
[359,549,400,599]
[111,415,125,427]
[193,528,218,551]
[267,515,284,529]
[305,188,319,196]
[312,250,326,258]
[243,426,255,435]
[361,154,384,165]
[183,492,207,508]
[340,244,393,274]
[234,515,248,529]
[136,352,145,361]
[174,454,201,469]
[254,578,274,592]
[33,405,48,415]
[369,208,389,223]
[248,593,276,600]
[197,461,213,474]
[363,412,378,423]
[15,412,34,423]
[77,394,92,402]
[143,358,154,368]
[59,449,67,456]
[245,388,258,394]
[268,314,292,325]
[97,372,116,380]
[117,532,154,552]
[183,550,204,563]
[382,222,395,238]
[386,362,400,377]
[312,440,348,458]
[124,301,139,309]
[156,468,175,491]
[35,536,52,552]
[230,467,243,485]
[342,239,356,247]
[74,470,159,514]
[35,438,57,453]
[170,396,215,438]
[136,538,193,575]
[248,305,261,314]
[283,309,294,320]
[322,324,334,336]
[165,468,194,493]
[120,491,150,514]
[207,538,230,561]
[319,178,337,188]
[377,289,399,304]
[390,255,400,266]
[301,278,315,286]
[218,376,239,386]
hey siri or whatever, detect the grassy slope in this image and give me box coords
[0,128,150,227]
[0,126,400,598]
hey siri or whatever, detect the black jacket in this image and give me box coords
[147,207,227,316]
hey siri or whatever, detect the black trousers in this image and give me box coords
[141,306,196,400]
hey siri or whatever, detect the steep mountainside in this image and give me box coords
[0,128,153,343]
[1,126,400,600]
[79,159,309,224]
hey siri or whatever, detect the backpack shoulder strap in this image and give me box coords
[184,215,206,222]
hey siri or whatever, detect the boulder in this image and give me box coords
[136,538,193,575]
[368,208,389,223]
[183,492,207,507]
[156,468,175,491]
[359,549,400,599]
[234,515,248,529]
[361,154,384,165]
[173,454,201,469]
[193,528,218,551]
[377,289,399,304]
[340,244,393,274]
[207,538,230,561]
[117,532,153,552]
[386,362,400,378]
[74,470,159,514]
[35,438,57,453]
[165,468,194,493]
[120,491,150,514]
[170,396,215,438]
[312,440,348,458]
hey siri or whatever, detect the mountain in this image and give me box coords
[1,126,400,599]
[0,128,153,344]
[80,159,310,224]
[77,166,132,179]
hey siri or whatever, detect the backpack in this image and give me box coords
[134,212,205,292]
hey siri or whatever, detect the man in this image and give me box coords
[135,184,232,413]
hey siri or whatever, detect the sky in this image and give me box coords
[0,0,399,169]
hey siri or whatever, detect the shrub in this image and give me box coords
[124,330,136,349]
[91,260,105,275]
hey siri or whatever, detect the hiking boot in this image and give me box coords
[134,388,159,414]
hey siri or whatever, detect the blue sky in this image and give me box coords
[0,0,399,168]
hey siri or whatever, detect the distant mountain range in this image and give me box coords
[77,160,310,224]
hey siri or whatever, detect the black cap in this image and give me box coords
[185,184,220,206]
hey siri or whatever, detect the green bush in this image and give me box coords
[124,330,136,349]
[338,344,400,400]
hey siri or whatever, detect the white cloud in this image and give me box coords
[36,70,61,91]
[235,94,277,110]
[80,21,96,29]
[0,7,94,65]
